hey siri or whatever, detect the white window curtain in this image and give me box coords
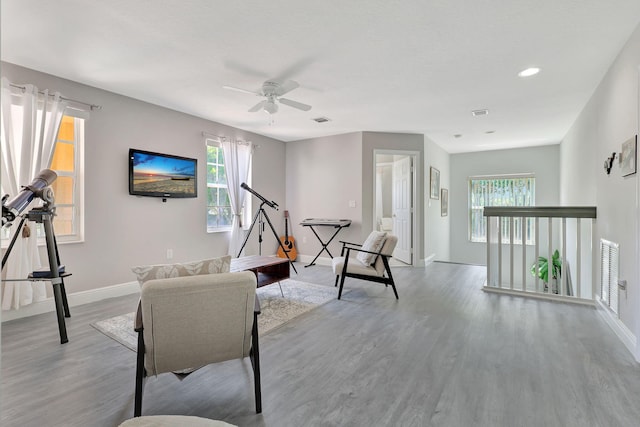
[1,77,67,310]
[221,138,253,257]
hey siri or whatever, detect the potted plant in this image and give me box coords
[530,250,562,293]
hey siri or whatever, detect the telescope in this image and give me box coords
[241,182,278,210]
[2,169,57,226]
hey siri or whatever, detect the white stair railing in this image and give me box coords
[483,206,597,304]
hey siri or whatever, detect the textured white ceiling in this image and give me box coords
[2,0,640,153]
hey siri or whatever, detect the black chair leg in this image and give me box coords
[334,275,340,287]
[134,331,146,417]
[251,314,262,413]
[338,274,347,299]
[389,278,399,299]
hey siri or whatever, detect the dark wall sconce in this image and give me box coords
[604,152,617,174]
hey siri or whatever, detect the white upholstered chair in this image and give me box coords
[133,271,261,417]
[331,232,399,300]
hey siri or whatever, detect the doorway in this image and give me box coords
[374,150,417,266]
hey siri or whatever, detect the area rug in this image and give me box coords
[91,279,339,352]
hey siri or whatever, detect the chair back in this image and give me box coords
[374,234,398,275]
[140,271,257,376]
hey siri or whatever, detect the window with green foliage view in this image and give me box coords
[206,144,232,230]
[469,175,535,244]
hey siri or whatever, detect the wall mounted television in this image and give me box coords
[129,148,197,198]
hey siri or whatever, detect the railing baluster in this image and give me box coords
[577,219,581,298]
[522,216,526,292]
[561,218,567,296]
[498,218,502,288]
[486,215,492,287]
[510,217,514,290]
[535,217,540,293]
[548,218,553,294]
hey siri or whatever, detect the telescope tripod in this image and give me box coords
[2,205,70,344]
[237,201,298,274]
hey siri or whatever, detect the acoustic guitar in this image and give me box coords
[277,210,297,261]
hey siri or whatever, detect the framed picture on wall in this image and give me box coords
[620,135,637,177]
[430,167,440,199]
[441,188,448,216]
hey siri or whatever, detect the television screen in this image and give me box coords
[129,148,197,198]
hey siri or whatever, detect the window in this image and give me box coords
[206,141,252,232]
[206,143,232,230]
[469,174,535,244]
[47,115,84,242]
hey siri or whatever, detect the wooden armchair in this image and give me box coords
[133,271,261,417]
[331,232,399,300]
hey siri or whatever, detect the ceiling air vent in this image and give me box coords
[471,109,489,117]
[312,116,331,123]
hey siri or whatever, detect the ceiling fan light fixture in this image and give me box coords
[518,67,541,77]
[263,101,278,114]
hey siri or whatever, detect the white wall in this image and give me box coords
[1,62,286,295]
[559,22,640,360]
[425,137,450,262]
[450,145,560,265]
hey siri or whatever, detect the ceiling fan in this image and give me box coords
[223,79,312,114]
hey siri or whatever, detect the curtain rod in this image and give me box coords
[8,83,102,111]
[201,131,259,148]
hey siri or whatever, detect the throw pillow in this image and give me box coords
[131,255,231,286]
[356,231,387,265]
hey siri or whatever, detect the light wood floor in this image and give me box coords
[2,262,639,427]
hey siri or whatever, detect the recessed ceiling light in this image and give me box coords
[485,130,496,134]
[518,67,541,77]
[312,116,331,123]
[471,109,489,117]
[453,134,462,138]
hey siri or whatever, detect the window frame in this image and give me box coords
[46,115,84,244]
[468,173,535,245]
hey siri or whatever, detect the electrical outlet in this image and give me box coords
[349,200,356,208]
[167,249,173,259]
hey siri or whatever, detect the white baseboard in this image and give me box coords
[595,297,638,362]
[424,254,436,266]
[1,281,140,322]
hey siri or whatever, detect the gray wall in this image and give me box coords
[285,132,363,259]
[1,62,286,294]
[559,22,640,360]
[450,145,560,265]
[285,131,428,264]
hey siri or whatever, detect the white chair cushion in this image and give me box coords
[131,255,231,286]
[332,256,380,277]
[356,231,387,265]
[119,415,236,427]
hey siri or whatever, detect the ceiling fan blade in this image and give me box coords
[248,100,266,112]
[273,80,300,96]
[223,85,260,96]
[279,97,312,111]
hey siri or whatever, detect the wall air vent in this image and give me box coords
[471,109,489,117]
[312,116,331,123]
[600,239,619,316]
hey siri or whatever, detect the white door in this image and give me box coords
[392,156,412,264]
